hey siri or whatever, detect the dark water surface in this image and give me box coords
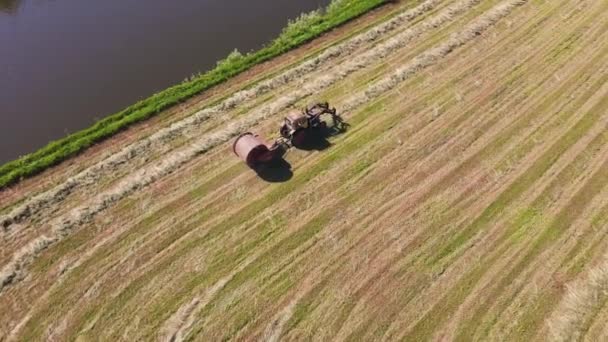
[0,0,330,163]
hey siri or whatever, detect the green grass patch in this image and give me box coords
[283,280,328,335]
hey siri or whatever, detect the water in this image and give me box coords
[0,0,330,163]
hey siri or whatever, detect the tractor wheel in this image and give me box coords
[291,129,307,147]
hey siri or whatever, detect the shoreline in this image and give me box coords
[0,0,389,190]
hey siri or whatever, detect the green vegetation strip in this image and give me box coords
[0,0,388,189]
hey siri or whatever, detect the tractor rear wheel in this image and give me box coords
[291,129,307,147]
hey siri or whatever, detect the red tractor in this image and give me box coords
[233,102,344,168]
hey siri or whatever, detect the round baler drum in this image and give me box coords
[233,133,275,167]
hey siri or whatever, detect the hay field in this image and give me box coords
[1,0,607,340]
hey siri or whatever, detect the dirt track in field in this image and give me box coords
[1,0,607,340]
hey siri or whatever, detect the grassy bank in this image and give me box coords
[0,0,388,190]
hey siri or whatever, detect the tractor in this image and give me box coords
[233,102,345,168]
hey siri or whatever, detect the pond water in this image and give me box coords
[0,0,330,163]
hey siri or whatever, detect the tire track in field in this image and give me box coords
[0,0,443,233]
[0,0,492,294]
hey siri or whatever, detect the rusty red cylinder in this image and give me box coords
[233,133,277,167]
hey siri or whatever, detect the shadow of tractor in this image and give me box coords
[291,121,349,151]
[253,158,293,183]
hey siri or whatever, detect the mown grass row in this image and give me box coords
[0,0,389,190]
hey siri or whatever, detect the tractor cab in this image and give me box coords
[281,111,309,138]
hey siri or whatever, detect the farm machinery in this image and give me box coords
[233,102,345,168]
